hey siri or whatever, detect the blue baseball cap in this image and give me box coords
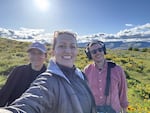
[27,42,47,53]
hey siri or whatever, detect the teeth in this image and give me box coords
[96,55,101,58]
[63,56,71,59]
[96,55,100,57]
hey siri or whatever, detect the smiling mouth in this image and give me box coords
[62,56,72,60]
[95,54,101,57]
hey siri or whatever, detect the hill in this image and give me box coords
[0,38,150,112]
[78,41,150,49]
[0,38,30,76]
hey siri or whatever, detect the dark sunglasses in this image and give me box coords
[90,48,103,54]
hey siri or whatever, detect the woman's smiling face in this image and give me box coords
[52,33,78,68]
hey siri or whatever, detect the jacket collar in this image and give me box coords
[47,59,84,83]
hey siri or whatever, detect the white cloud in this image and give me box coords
[1,23,150,43]
[0,27,53,43]
[116,23,150,37]
[125,24,133,27]
[80,23,150,43]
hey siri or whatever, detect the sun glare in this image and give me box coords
[34,0,49,12]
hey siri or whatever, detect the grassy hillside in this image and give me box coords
[0,38,150,112]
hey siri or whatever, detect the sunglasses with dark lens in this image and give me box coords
[90,48,103,54]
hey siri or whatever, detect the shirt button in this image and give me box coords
[99,88,102,90]
[100,96,103,99]
[99,80,102,82]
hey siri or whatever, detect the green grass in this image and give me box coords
[0,38,150,112]
[0,75,7,88]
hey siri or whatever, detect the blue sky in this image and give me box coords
[0,0,150,35]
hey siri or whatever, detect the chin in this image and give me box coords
[94,59,102,63]
[32,62,39,65]
[64,63,73,68]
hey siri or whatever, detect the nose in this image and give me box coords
[64,47,72,53]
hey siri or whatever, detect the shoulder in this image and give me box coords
[108,62,126,79]
[114,64,124,72]
[34,72,60,87]
[30,72,67,94]
[13,64,30,71]
[36,72,55,81]
[107,61,116,68]
[8,64,29,76]
[107,61,124,73]
[107,61,123,70]
[84,63,94,72]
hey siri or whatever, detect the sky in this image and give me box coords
[0,0,150,36]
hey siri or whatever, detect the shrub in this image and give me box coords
[128,47,133,51]
[141,48,148,52]
[133,48,139,51]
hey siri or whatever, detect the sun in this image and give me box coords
[34,0,50,12]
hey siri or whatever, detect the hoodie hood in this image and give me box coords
[47,59,84,83]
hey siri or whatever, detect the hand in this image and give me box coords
[0,108,13,113]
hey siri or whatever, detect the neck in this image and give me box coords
[56,62,74,69]
[31,64,43,71]
[95,59,106,70]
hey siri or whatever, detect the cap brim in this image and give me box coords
[27,48,46,53]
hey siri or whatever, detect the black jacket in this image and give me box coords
[0,64,46,107]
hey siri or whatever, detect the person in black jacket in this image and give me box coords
[0,42,47,107]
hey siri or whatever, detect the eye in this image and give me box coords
[58,45,66,48]
[70,45,76,49]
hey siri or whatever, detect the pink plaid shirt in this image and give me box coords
[84,61,128,112]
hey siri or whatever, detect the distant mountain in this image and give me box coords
[78,41,150,49]
[105,41,150,49]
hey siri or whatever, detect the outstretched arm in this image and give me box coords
[0,74,56,113]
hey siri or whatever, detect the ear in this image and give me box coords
[85,48,92,60]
